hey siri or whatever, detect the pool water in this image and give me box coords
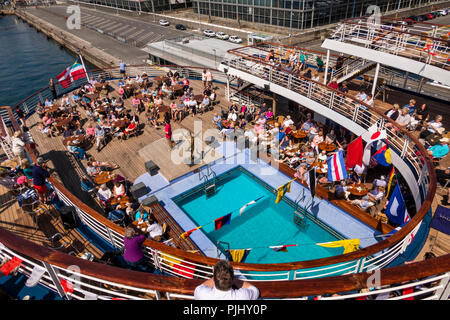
[174,167,345,264]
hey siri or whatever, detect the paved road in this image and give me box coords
[25,5,194,65]
[39,5,191,46]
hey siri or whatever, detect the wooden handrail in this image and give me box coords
[1,227,449,298]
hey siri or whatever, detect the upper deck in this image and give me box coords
[322,16,450,86]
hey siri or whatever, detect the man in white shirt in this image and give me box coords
[194,260,259,300]
[97,184,113,203]
[282,115,294,128]
[146,219,163,240]
[205,69,213,88]
[228,110,237,122]
[395,107,411,128]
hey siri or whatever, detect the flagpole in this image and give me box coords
[77,50,90,83]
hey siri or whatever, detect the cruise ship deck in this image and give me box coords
[0,6,449,301]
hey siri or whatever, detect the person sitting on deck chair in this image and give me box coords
[146,217,164,241]
[113,180,126,199]
[97,184,113,206]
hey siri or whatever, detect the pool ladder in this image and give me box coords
[199,164,217,196]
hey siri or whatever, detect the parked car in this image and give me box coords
[203,29,216,37]
[175,24,186,30]
[407,15,420,21]
[229,35,242,44]
[415,14,427,22]
[216,32,229,40]
[159,19,170,26]
[399,18,414,25]
[437,9,448,16]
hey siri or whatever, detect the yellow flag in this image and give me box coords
[275,180,293,204]
[227,249,248,263]
[317,239,360,254]
[180,226,202,239]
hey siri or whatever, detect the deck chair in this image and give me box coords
[123,125,139,140]
[45,233,75,254]
[277,115,285,125]
[18,190,47,229]
[25,266,46,287]
[81,177,96,195]
[160,223,172,242]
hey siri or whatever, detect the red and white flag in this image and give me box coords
[55,61,87,89]
[362,124,387,166]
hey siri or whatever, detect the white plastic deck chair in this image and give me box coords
[25,266,46,287]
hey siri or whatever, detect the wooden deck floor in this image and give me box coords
[28,79,232,185]
[21,76,449,260]
[0,185,104,260]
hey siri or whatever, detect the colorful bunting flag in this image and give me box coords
[225,249,251,263]
[214,213,232,230]
[270,244,297,252]
[180,226,202,239]
[317,239,360,254]
[275,179,295,204]
[239,196,264,215]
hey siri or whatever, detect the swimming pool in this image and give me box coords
[173,166,346,264]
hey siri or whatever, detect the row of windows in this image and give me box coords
[194,0,441,29]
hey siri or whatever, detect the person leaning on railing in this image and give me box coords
[194,260,260,300]
[122,227,153,273]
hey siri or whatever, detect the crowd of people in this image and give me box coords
[1,53,447,300]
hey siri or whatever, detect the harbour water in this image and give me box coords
[0,15,96,108]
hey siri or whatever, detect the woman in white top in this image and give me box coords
[11,131,26,161]
[146,218,163,241]
[113,181,126,198]
[228,110,237,122]
[318,150,327,162]
[311,131,324,154]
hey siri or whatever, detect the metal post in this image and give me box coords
[323,49,330,85]
[272,92,277,117]
[371,62,380,97]
[77,50,90,83]
[226,76,230,101]
[43,262,69,300]
[197,0,202,32]
[403,71,409,89]
[151,0,155,22]
[289,0,293,37]
[417,77,425,94]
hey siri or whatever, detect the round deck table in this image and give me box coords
[93,171,115,185]
[347,183,369,196]
[318,142,336,152]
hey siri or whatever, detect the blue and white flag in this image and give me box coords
[327,150,348,182]
[385,183,410,225]
[239,196,263,216]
